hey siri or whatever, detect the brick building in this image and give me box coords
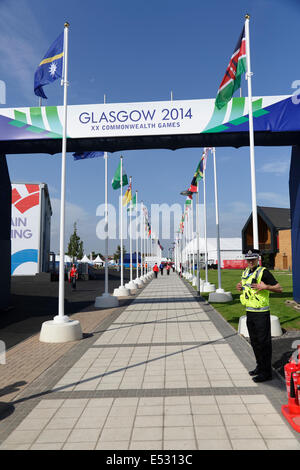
[242,206,291,270]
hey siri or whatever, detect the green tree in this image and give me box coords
[67,222,84,261]
[113,245,126,262]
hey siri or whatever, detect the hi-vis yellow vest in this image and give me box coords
[240,266,270,312]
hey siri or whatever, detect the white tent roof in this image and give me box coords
[185,237,242,253]
[94,255,103,263]
[80,254,91,263]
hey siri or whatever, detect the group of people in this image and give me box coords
[153,262,173,278]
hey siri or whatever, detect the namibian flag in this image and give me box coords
[215,26,246,110]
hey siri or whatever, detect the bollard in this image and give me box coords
[282,346,300,432]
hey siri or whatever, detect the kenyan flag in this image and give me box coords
[215,26,247,110]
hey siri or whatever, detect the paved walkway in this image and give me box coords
[1,272,300,450]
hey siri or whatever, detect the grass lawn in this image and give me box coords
[189,269,300,332]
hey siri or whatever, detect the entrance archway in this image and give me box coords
[1,93,300,308]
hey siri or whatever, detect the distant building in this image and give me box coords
[242,206,291,270]
[184,237,245,269]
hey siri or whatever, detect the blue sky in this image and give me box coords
[2,0,298,256]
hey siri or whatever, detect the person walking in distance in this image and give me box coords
[69,263,78,291]
[159,262,164,276]
[153,263,159,278]
[236,249,282,382]
[166,263,171,275]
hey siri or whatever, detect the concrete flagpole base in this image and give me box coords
[125,281,138,294]
[39,318,82,343]
[94,292,119,308]
[201,282,215,293]
[238,315,282,337]
[113,286,131,297]
[208,289,233,303]
[134,278,144,288]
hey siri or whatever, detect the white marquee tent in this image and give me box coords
[182,237,244,267]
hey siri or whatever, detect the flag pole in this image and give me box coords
[40,23,83,341]
[203,159,208,285]
[212,148,222,290]
[104,152,109,295]
[135,191,139,280]
[208,148,233,302]
[141,202,144,277]
[191,198,195,280]
[120,156,124,287]
[196,184,200,296]
[56,22,70,323]
[129,177,133,282]
[245,14,259,250]
[95,150,119,308]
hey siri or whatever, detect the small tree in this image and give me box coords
[67,222,84,261]
[113,245,126,262]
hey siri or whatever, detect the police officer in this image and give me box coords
[236,249,282,383]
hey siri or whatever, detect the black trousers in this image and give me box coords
[246,311,272,375]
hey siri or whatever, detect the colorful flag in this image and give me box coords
[188,155,206,192]
[185,198,192,208]
[34,32,64,99]
[127,193,136,212]
[73,151,104,161]
[112,160,128,189]
[122,182,132,206]
[215,26,246,110]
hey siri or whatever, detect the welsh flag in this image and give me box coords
[215,26,246,110]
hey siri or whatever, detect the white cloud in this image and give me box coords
[50,198,104,254]
[259,160,290,175]
[257,192,290,207]
[0,1,46,100]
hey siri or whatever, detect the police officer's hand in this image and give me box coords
[251,281,267,292]
[236,282,242,291]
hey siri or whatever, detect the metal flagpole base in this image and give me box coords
[94,292,119,308]
[113,286,131,297]
[39,318,82,343]
[208,289,233,303]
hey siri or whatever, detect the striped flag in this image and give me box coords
[122,181,132,206]
[215,26,246,110]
